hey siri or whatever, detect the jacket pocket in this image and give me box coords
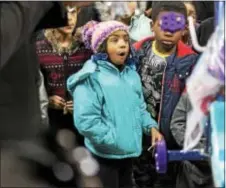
[176,66,192,80]
[93,127,119,154]
[114,110,140,155]
[175,64,193,93]
[176,59,195,81]
[135,108,142,132]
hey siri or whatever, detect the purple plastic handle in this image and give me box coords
[155,139,167,174]
[160,12,186,33]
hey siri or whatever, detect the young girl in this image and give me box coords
[67,20,162,188]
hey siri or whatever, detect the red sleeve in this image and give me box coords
[133,37,153,51]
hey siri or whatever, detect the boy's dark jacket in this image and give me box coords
[133,37,198,149]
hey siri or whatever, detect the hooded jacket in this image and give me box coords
[134,37,198,149]
[67,54,157,159]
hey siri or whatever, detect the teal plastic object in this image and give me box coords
[129,14,154,41]
[210,101,225,187]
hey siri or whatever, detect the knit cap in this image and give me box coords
[82,20,129,53]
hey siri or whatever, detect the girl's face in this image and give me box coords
[106,30,130,66]
[57,6,79,35]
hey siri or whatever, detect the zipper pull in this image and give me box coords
[63,51,68,61]
[63,54,68,60]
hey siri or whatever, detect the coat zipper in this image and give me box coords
[158,54,176,131]
[158,65,167,130]
[120,71,139,152]
[63,53,69,101]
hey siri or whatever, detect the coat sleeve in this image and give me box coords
[170,92,207,149]
[72,79,116,147]
[170,93,189,147]
[0,2,66,69]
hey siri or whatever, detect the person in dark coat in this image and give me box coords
[0,2,67,141]
[0,1,93,142]
[76,3,100,27]
[196,17,215,47]
[0,2,92,187]
[193,1,214,23]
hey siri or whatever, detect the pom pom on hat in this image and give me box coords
[82,20,129,53]
[82,20,99,49]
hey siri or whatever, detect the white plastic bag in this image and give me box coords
[129,14,154,41]
[184,18,225,151]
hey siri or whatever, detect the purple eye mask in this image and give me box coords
[159,12,186,33]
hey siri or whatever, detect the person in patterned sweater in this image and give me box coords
[36,5,93,146]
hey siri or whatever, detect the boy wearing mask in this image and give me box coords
[133,2,198,187]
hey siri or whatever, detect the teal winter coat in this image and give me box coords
[67,54,157,159]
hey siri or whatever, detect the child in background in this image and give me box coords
[36,5,92,145]
[184,1,197,24]
[133,1,198,187]
[183,1,198,46]
[67,20,162,188]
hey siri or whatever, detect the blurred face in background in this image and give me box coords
[127,1,137,16]
[183,2,197,44]
[184,2,197,24]
[57,6,80,35]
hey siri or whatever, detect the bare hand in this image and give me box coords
[151,127,163,146]
[66,101,73,114]
[49,95,65,110]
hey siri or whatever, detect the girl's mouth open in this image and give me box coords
[117,52,127,57]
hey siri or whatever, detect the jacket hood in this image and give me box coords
[67,52,137,95]
[67,59,96,95]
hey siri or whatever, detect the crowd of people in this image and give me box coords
[0,1,219,188]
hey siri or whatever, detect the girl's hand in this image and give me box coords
[151,127,163,146]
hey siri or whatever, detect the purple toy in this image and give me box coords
[160,12,186,33]
[155,139,167,173]
[154,139,208,174]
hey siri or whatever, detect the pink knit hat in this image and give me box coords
[82,20,129,53]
